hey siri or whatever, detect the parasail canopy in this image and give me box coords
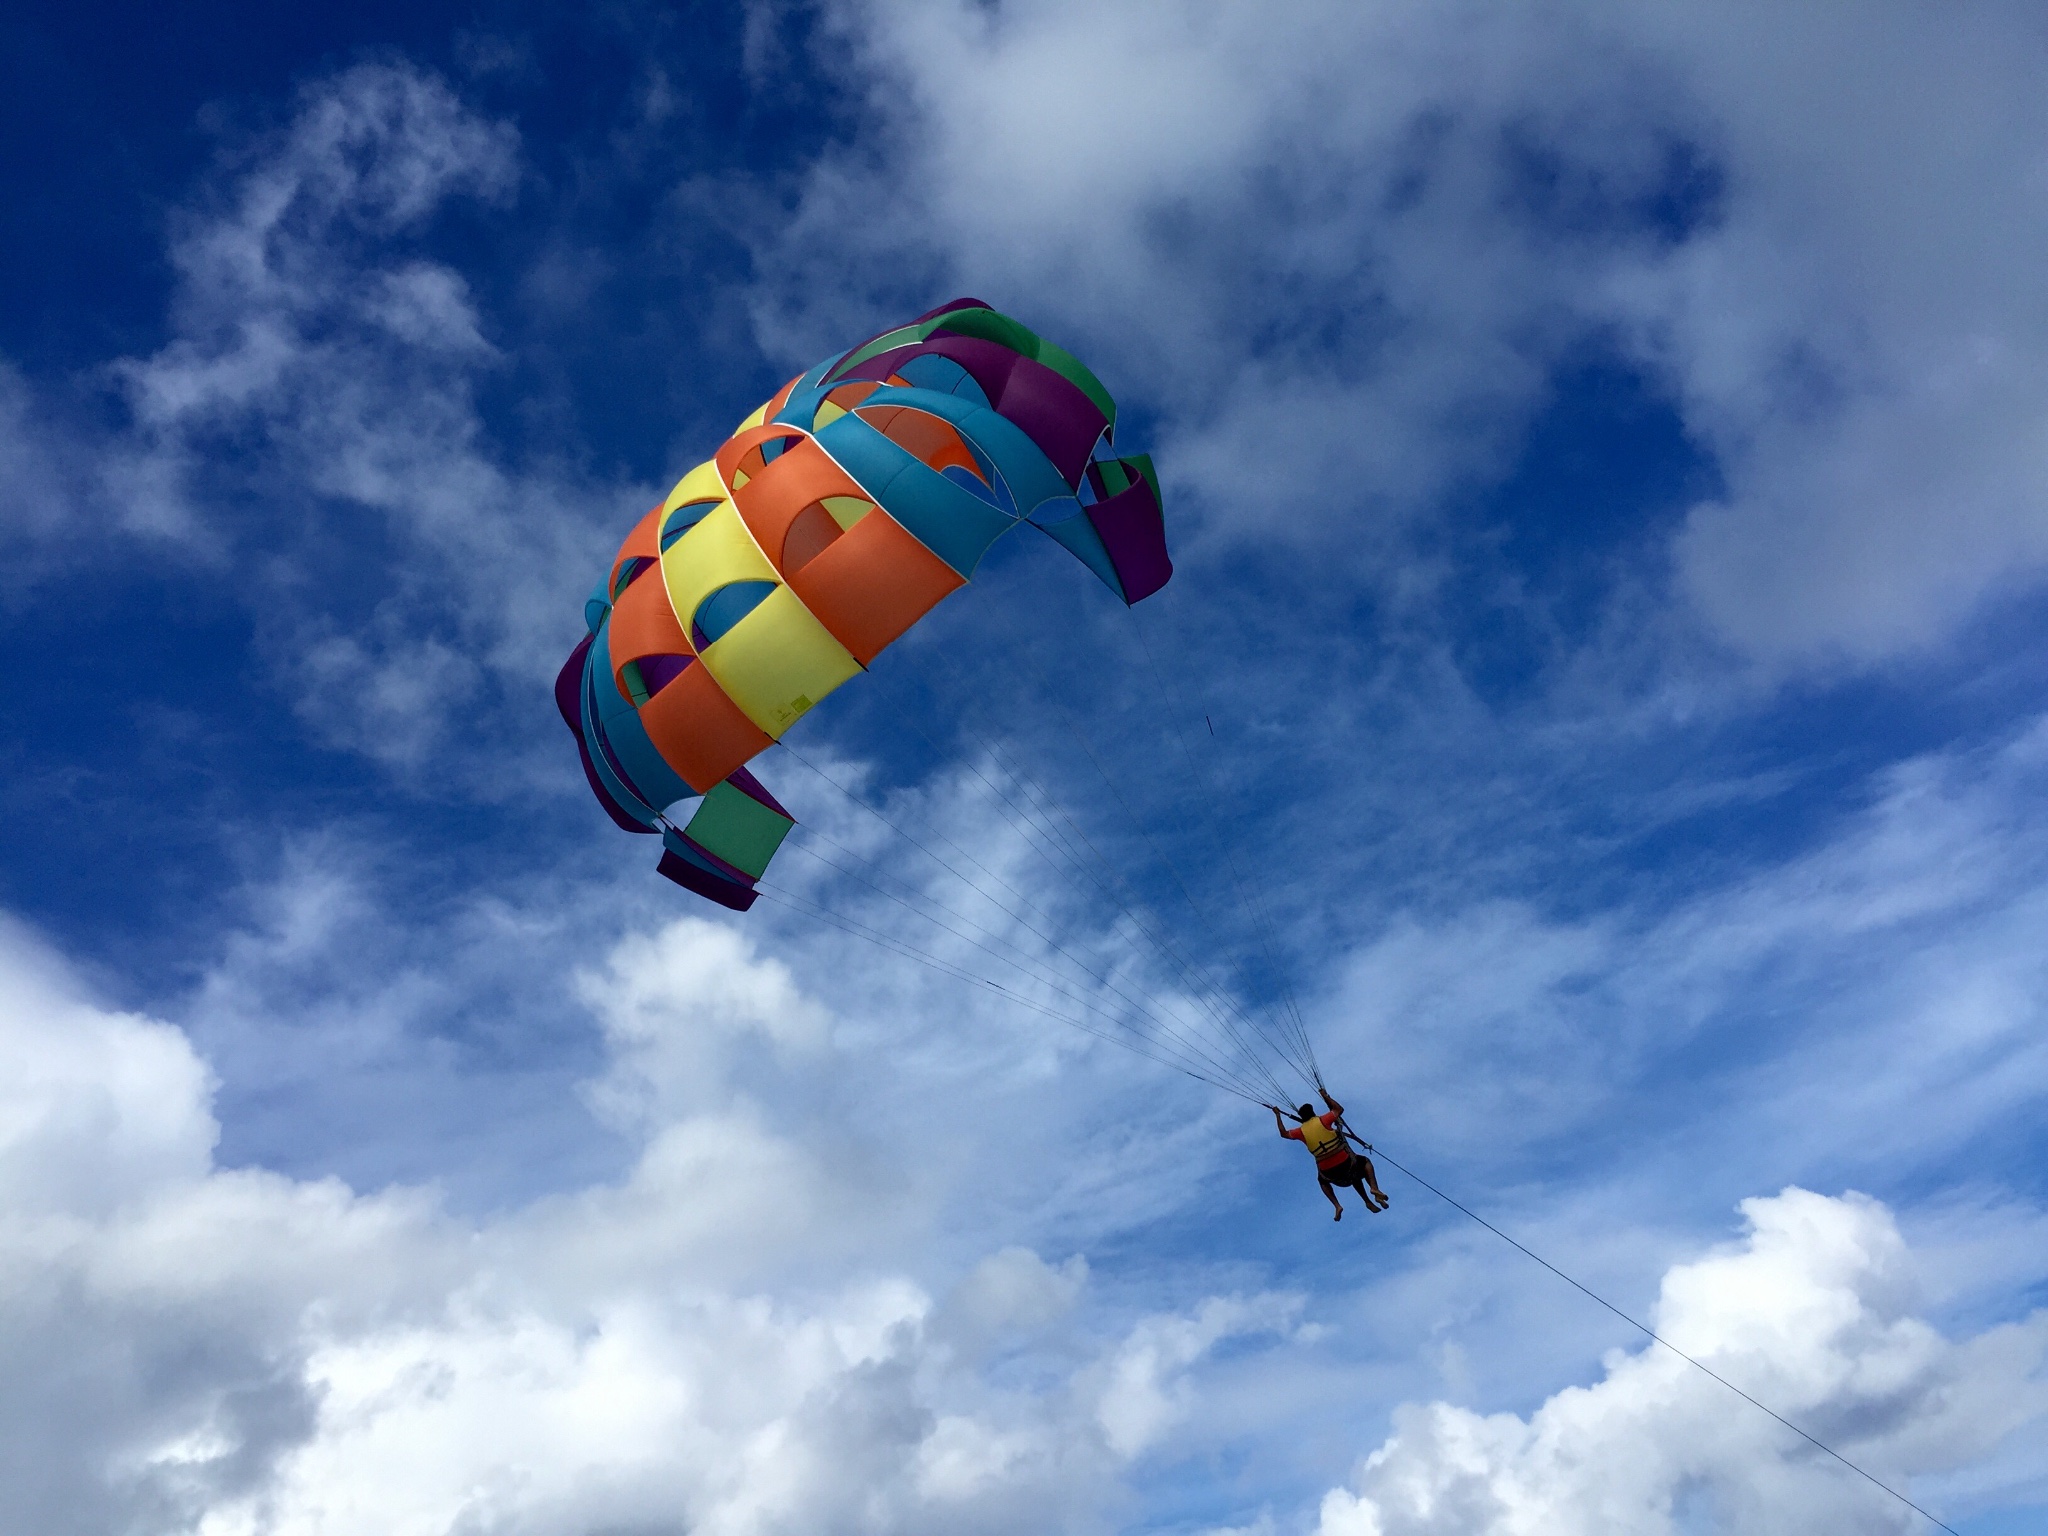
[558,299,1171,910]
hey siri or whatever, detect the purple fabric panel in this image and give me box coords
[675,831,755,886]
[835,337,1105,488]
[577,737,652,833]
[914,297,993,324]
[834,343,927,385]
[657,849,758,911]
[1085,480,1174,604]
[555,635,593,731]
[922,334,1022,400]
[726,764,794,821]
[637,653,694,694]
[928,336,1104,485]
[557,637,652,833]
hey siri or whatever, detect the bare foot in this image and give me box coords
[1332,1205,1343,1222]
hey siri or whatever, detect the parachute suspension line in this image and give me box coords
[952,605,1322,1096]
[1367,1143,1960,1536]
[863,665,1307,1098]
[772,740,1294,1105]
[952,664,1321,1098]
[972,614,1320,1091]
[871,667,1317,1106]
[1124,608,1324,1084]
[883,635,1318,1092]
[779,829,1289,1101]
[777,712,1298,1105]
[774,747,1283,1101]
[751,883,1270,1104]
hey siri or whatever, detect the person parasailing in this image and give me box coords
[1275,1089,1389,1221]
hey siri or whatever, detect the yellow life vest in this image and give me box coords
[1299,1115,1347,1165]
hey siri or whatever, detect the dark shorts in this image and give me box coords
[1318,1155,1372,1188]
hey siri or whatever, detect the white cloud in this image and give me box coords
[1314,1188,2048,1536]
[0,364,93,598]
[1314,713,2048,1184]
[577,916,834,1130]
[755,0,2048,668]
[1093,1293,1300,1459]
[3,62,632,774]
[0,903,1288,1536]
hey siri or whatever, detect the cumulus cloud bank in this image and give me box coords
[4,902,2044,1534]
[1318,1189,2048,1536]
[0,911,1300,1536]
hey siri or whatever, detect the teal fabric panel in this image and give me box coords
[812,414,1018,575]
[865,385,1072,515]
[1035,508,1127,601]
[587,621,693,812]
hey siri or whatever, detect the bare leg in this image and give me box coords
[1319,1176,1343,1221]
[1358,1156,1390,1210]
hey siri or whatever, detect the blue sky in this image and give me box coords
[4,3,2048,1533]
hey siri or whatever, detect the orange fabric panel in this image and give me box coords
[716,422,809,491]
[826,380,881,410]
[764,374,802,419]
[607,555,692,684]
[734,439,868,563]
[636,662,773,794]
[853,406,982,482]
[780,503,842,576]
[790,508,966,665]
[610,506,664,592]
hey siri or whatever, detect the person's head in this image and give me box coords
[1298,1104,1316,1121]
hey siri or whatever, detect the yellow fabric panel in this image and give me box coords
[700,585,860,735]
[734,400,768,434]
[659,501,777,639]
[813,399,847,430]
[822,495,873,531]
[663,459,725,516]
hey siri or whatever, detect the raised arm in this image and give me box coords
[1319,1088,1344,1118]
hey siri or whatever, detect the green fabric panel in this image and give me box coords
[684,780,794,879]
[1096,458,1132,496]
[830,322,931,379]
[620,660,650,707]
[830,308,1118,429]
[1123,453,1161,509]
[1029,337,1118,426]
[924,306,1039,357]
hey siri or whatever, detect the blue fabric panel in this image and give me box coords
[579,654,658,828]
[662,500,716,549]
[691,580,778,650]
[796,354,843,393]
[812,414,1018,576]
[586,621,694,813]
[942,462,1012,512]
[612,555,658,600]
[773,386,833,431]
[860,385,1071,515]
[1035,508,1127,601]
[585,573,613,636]
[894,352,992,407]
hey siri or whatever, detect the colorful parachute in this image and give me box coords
[557,299,1171,909]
